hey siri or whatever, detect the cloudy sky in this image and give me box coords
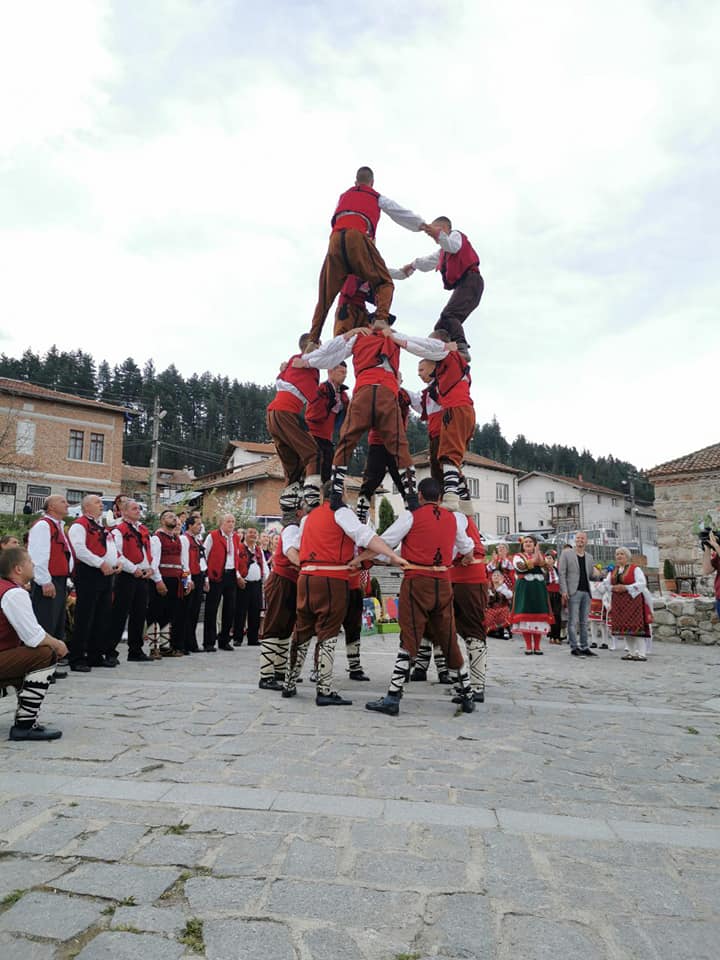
[1,0,718,471]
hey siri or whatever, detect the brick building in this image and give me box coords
[0,378,126,513]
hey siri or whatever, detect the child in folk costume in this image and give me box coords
[589,567,612,649]
[604,547,654,661]
[545,553,563,644]
[510,536,553,655]
[487,542,515,593]
[485,569,513,639]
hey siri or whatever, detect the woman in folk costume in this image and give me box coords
[485,569,513,639]
[544,552,563,644]
[588,565,612,649]
[487,542,515,593]
[510,536,553,655]
[604,547,654,661]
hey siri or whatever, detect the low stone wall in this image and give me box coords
[652,595,720,645]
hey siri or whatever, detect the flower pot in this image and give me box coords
[377,622,400,634]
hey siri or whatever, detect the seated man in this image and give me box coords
[0,546,67,741]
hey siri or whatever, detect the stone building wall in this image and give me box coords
[653,471,719,567]
[652,594,719,645]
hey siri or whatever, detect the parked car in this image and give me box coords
[564,528,620,547]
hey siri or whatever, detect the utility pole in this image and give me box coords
[148,396,161,514]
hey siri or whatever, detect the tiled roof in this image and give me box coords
[413,449,523,475]
[195,457,365,491]
[227,441,276,454]
[0,377,128,414]
[647,442,720,479]
[122,465,194,485]
[519,471,623,497]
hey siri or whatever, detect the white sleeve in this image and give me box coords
[377,194,425,232]
[2,590,46,647]
[334,506,376,549]
[388,266,409,280]
[406,389,423,415]
[180,535,190,572]
[150,535,162,582]
[412,251,441,272]
[379,511,414,549]
[112,528,136,574]
[28,520,51,586]
[68,523,103,568]
[282,525,301,554]
[437,230,462,254]
[304,335,353,368]
[454,514,474,556]
[627,566,647,599]
[499,583,513,600]
[392,331,450,361]
[105,535,118,566]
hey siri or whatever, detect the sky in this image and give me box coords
[0,0,718,472]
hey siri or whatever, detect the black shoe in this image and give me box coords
[247,640,260,646]
[348,669,370,681]
[570,649,582,657]
[533,650,544,655]
[203,647,216,653]
[9,724,62,741]
[452,689,485,704]
[105,656,120,667]
[409,668,427,682]
[49,675,56,684]
[524,650,533,655]
[232,638,244,647]
[581,648,598,657]
[259,678,283,690]
[316,692,352,706]
[365,694,400,716]
[590,642,598,648]
[437,671,452,684]
[70,662,91,672]
[600,643,609,650]
[89,658,116,668]
[275,672,287,683]
[218,644,234,651]
[54,669,68,679]
[128,652,153,662]
[281,687,297,698]
[457,695,475,713]
[329,491,344,511]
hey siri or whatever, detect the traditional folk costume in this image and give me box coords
[334,274,375,336]
[109,519,154,661]
[356,387,413,524]
[485,579,513,638]
[366,502,476,716]
[305,376,349,483]
[309,183,424,344]
[182,531,206,653]
[259,517,301,690]
[511,552,553,654]
[448,514,489,701]
[412,385,444,488]
[203,530,247,651]
[0,579,60,740]
[148,530,190,656]
[604,564,653,660]
[545,565,563,643]
[68,515,118,670]
[390,229,483,350]
[310,558,371,682]
[283,502,377,705]
[588,579,611,649]
[486,555,516,593]
[28,514,73,651]
[233,539,268,646]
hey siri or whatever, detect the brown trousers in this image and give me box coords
[262,573,297,640]
[310,230,393,343]
[429,434,443,486]
[334,384,412,469]
[435,271,484,342]
[438,405,476,465]
[294,574,349,644]
[0,644,55,688]
[398,575,464,670]
[453,581,488,640]
[334,301,370,337]
[267,409,320,484]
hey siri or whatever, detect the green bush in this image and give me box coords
[663,558,676,579]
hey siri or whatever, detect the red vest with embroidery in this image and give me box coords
[156,531,182,579]
[401,503,457,580]
[117,521,152,566]
[73,515,108,560]
[185,535,203,576]
[300,503,355,580]
[435,351,472,409]
[272,525,299,583]
[0,579,22,652]
[206,529,243,582]
[612,563,639,586]
[421,388,443,438]
[451,516,487,584]
[353,330,400,394]
[268,356,320,414]
[35,516,71,577]
[331,184,381,237]
[438,232,480,289]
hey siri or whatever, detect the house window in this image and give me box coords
[247,480,254,492]
[517,494,522,506]
[26,484,50,512]
[497,516,510,535]
[611,497,618,507]
[496,482,509,503]
[0,482,16,496]
[243,496,257,515]
[66,489,83,504]
[469,477,480,498]
[16,420,36,456]
[545,491,555,504]
[89,433,104,463]
[68,430,84,460]
[474,513,481,529]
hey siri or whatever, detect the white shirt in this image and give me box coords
[380,507,474,557]
[1,586,46,648]
[110,524,152,576]
[392,332,452,362]
[388,229,463,279]
[281,524,301,555]
[204,532,236,571]
[181,533,207,574]
[377,194,425,233]
[150,533,189,584]
[68,518,118,569]
[27,515,74,585]
[298,506,376,551]
[243,542,268,583]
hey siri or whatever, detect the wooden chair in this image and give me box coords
[674,562,698,593]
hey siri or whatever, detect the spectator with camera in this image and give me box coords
[700,529,720,618]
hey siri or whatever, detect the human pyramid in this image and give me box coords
[261,165,488,716]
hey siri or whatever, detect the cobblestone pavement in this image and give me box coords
[1,635,720,959]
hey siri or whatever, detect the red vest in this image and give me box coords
[421,389,443,439]
[0,579,22,653]
[155,530,183,579]
[206,530,244,582]
[331,184,381,238]
[268,355,320,414]
[271,525,299,583]
[612,563,639,586]
[35,516,71,577]
[435,351,472,409]
[184,534,203,576]
[73,515,108,560]
[339,275,374,307]
[117,521,152,566]
[401,503,457,581]
[300,503,355,580]
[306,381,349,442]
[353,330,400,394]
[451,516,488,584]
[438,232,480,289]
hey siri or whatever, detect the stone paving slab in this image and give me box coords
[75,931,185,959]
[0,890,104,940]
[52,862,182,902]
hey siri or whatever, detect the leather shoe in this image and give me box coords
[70,662,91,672]
[9,724,62,741]
[409,667,427,682]
[316,692,352,706]
[348,669,370,681]
[570,649,582,657]
[437,671,452,684]
[203,647,216,653]
[105,656,120,667]
[128,652,153,662]
[365,694,400,716]
[281,687,297,698]
[161,649,185,658]
[89,659,116,668]
[453,690,485,703]
[54,669,68,679]
[218,644,234,651]
[458,695,476,713]
[258,678,283,690]
[581,648,598,657]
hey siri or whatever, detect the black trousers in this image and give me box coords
[234,580,263,644]
[147,577,185,651]
[184,574,205,651]
[434,270,484,343]
[312,436,335,483]
[360,443,404,500]
[548,591,562,640]
[108,572,150,656]
[204,571,236,649]
[31,576,67,640]
[71,564,112,666]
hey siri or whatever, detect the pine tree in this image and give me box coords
[378,496,396,534]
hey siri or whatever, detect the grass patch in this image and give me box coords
[101,905,115,916]
[165,822,189,835]
[113,925,143,934]
[180,917,205,954]
[687,727,700,735]
[394,953,422,960]
[118,895,136,907]
[1,889,24,906]
[68,801,79,807]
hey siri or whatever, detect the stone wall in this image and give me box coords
[653,471,719,567]
[652,595,719,645]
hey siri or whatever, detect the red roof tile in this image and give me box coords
[647,442,720,478]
